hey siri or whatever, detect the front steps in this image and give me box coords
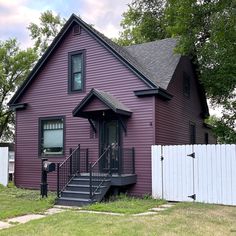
[56,175,111,206]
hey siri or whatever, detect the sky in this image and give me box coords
[0,0,130,48]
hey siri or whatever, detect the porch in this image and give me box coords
[56,145,136,206]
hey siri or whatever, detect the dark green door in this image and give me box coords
[100,120,119,173]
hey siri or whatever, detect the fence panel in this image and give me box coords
[152,144,236,206]
[163,145,194,202]
[0,147,9,186]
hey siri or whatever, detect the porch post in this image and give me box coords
[118,146,122,175]
[89,163,92,199]
[132,147,135,174]
[86,148,89,173]
[69,148,73,176]
[57,163,60,198]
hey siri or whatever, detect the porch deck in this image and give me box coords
[79,173,137,186]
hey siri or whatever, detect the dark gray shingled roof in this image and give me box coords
[125,38,181,89]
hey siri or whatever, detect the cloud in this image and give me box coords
[0,0,41,48]
[80,0,129,38]
[0,0,130,48]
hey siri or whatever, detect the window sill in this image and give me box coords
[68,89,85,94]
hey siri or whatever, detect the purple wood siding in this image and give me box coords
[15,26,154,195]
[82,97,109,112]
[155,57,216,145]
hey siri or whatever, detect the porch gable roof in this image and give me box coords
[72,88,132,118]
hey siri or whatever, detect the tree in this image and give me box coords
[165,0,236,142]
[118,0,236,142]
[28,10,66,56]
[116,0,169,45]
[206,116,236,144]
[0,39,37,141]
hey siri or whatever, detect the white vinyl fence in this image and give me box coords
[152,144,236,206]
[0,147,9,186]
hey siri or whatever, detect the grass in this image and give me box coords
[83,194,166,214]
[0,183,56,220]
[0,202,235,236]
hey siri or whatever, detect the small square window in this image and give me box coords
[39,117,64,156]
[68,51,85,92]
[183,72,190,97]
[73,25,81,35]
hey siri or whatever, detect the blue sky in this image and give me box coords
[0,0,130,48]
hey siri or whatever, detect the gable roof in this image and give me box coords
[73,88,132,117]
[8,14,178,106]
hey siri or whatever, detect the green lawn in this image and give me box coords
[0,184,56,220]
[0,185,235,235]
[83,194,166,214]
[0,202,235,236]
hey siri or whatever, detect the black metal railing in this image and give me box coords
[89,145,135,199]
[119,147,135,175]
[57,144,89,197]
[89,145,112,200]
[57,144,135,198]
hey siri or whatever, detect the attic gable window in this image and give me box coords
[68,50,85,93]
[73,25,81,35]
[183,72,190,97]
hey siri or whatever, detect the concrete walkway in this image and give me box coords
[0,207,66,230]
[134,203,176,216]
[0,203,176,230]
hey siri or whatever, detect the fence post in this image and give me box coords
[57,163,60,198]
[69,148,73,176]
[132,147,135,174]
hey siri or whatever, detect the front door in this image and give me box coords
[100,120,120,173]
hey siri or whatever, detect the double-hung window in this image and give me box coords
[69,50,85,92]
[39,117,64,156]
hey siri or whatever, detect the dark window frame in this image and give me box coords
[183,72,191,98]
[205,132,209,144]
[189,122,196,144]
[68,50,86,93]
[38,116,65,157]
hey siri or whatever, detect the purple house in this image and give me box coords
[9,14,214,205]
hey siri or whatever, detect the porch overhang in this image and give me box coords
[72,88,132,119]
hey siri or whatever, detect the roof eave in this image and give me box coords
[134,88,173,101]
[9,103,27,111]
